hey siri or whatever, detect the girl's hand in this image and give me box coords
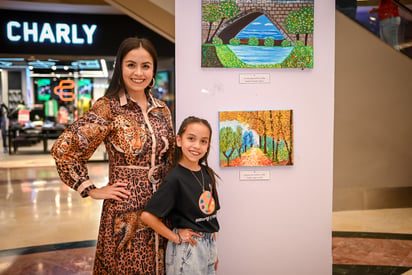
[88,182,131,201]
[177,229,202,245]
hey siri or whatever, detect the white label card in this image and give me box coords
[239,73,270,84]
[239,170,270,181]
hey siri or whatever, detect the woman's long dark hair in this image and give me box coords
[175,116,220,199]
[105,37,158,98]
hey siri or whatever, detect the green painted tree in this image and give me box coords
[299,6,314,46]
[202,3,220,43]
[235,126,243,157]
[204,1,240,44]
[285,10,300,42]
[284,5,314,46]
[220,126,236,166]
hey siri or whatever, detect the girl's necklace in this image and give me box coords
[191,168,205,192]
[191,167,216,215]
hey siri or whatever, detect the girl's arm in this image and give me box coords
[141,211,180,244]
[141,211,201,245]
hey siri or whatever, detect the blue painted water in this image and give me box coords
[236,15,284,40]
[228,45,293,65]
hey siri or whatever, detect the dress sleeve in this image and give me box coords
[51,97,111,197]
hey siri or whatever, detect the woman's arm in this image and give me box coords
[51,98,113,198]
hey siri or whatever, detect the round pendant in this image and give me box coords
[198,190,215,215]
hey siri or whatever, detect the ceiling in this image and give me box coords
[0,57,111,79]
[1,0,410,40]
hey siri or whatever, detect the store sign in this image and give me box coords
[54,80,75,101]
[7,21,97,45]
[0,9,174,57]
[18,109,30,124]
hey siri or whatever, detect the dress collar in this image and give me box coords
[119,89,128,106]
[118,89,164,109]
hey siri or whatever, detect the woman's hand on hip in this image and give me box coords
[88,182,131,201]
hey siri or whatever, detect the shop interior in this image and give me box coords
[0,55,175,156]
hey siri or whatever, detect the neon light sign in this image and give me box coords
[6,21,97,45]
[54,80,75,102]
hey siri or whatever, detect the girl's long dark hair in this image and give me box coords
[175,116,220,200]
[105,37,158,98]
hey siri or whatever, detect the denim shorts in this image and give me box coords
[166,229,218,275]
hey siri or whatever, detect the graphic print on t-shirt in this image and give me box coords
[199,189,215,214]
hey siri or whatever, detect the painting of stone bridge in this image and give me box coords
[201,0,314,68]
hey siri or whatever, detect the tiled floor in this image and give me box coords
[0,147,411,275]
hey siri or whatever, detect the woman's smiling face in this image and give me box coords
[122,47,154,94]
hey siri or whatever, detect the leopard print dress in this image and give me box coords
[51,90,174,274]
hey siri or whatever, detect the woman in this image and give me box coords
[51,37,175,274]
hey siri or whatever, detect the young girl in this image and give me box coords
[141,116,220,275]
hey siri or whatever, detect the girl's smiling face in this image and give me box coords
[122,47,154,94]
[177,122,211,169]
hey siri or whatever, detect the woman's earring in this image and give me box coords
[148,78,155,89]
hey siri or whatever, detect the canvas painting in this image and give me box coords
[201,0,314,68]
[219,110,293,167]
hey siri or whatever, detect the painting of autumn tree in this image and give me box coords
[219,110,293,167]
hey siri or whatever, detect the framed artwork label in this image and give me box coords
[239,170,270,181]
[239,73,270,84]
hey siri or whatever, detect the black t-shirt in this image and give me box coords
[144,164,220,233]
